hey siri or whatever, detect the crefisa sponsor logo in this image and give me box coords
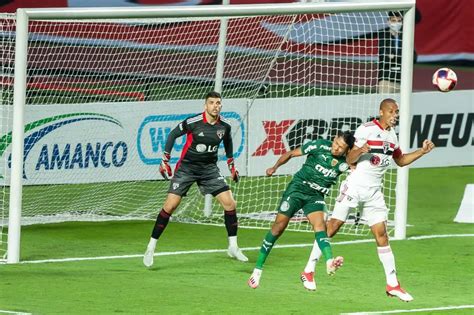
[1,113,127,179]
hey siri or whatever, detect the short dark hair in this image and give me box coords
[338,130,355,150]
[380,98,398,109]
[205,91,222,100]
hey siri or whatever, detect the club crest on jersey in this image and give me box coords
[370,155,381,166]
[339,162,349,172]
[383,141,390,154]
[216,129,225,139]
[331,159,338,167]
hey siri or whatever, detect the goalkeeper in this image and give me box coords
[143,91,247,268]
[248,131,354,290]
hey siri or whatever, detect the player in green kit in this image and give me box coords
[248,131,354,290]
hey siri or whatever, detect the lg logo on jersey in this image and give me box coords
[196,144,218,153]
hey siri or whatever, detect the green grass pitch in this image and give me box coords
[0,166,473,314]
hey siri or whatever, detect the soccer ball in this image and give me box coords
[432,68,457,92]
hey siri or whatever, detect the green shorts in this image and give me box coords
[277,182,327,217]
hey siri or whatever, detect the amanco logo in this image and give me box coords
[137,112,245,165]
[0,113,127,179]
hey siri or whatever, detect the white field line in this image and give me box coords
[17,233,474,265]
[341,304,474,314]
[0,310,32,315]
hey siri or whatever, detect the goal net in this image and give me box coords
[2,3,415,262]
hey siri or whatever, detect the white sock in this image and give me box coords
[304,240,322,273]
[228,236,238,248]
[377,245,398,287]
[147,238,157,250]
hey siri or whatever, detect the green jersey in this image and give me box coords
[292,138,349,195]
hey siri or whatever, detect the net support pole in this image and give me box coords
[7,9,28,264]
[394,5,415,240]
[204,0,230,217]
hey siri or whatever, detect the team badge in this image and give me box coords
[173,183,180,190]
[383,141,390,154]
[331,159,338,167]
[339,162,349,172]
[370,155,381,166]
[280,201,290,212]
[217,129,225,139]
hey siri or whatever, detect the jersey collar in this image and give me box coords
[373,119,387,130]
[202,112,220,124]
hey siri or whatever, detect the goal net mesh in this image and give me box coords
[1,9,405,256]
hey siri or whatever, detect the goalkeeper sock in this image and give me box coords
[377,246,398,287]
[255,231,279,269]
[150,209,171,242]
[224,209,238,237]
[304,240,322,273]
[315,231,333,262]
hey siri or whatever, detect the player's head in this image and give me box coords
[379,98,399,129]
[331,131,355,157]
[387,11,403,33]
[204,91,222,120]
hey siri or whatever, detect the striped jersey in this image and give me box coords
[347,119,402,188]
[164,112,233,168]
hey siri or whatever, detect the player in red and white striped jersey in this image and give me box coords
[303,98,434,301]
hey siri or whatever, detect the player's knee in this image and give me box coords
[271,222,286,236]
[163,205,177,214]
[371,224,389,246]
[327,219,343,237]
[222,199,236,211]
[163,196,181,213]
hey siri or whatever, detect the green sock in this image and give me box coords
[255,231,279,269]
[315,231,333,262]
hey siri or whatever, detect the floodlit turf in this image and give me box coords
[0,166,473,314]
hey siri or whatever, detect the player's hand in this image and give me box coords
[266,167,277,177]
[421,140,435,154]
[360,143,371,153]
[159,152,172,180]
[227,158,239,183]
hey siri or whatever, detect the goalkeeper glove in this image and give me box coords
[159,152,172,180]
[227,158,239,183]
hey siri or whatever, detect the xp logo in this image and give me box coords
[0,113,126,179]
[137,112,245,165]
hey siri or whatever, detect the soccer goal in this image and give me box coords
[2,0,416,263]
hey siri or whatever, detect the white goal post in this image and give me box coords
[4,0,415,263]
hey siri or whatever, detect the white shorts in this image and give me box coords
[330,180,388,227]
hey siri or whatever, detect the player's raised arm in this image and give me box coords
[266,147,303,176]
[393,139,435,167]
[346,143,370,164]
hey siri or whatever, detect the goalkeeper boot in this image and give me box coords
[326,256,344,275]
[386,282,414,302]
[300,271,317,291]
[248,268,262,289]
[227,246,249,262]
[143,247,155,268]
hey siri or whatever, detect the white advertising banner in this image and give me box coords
[247,90,473,175]
[0,90,472,185]
[0,100,247,185]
